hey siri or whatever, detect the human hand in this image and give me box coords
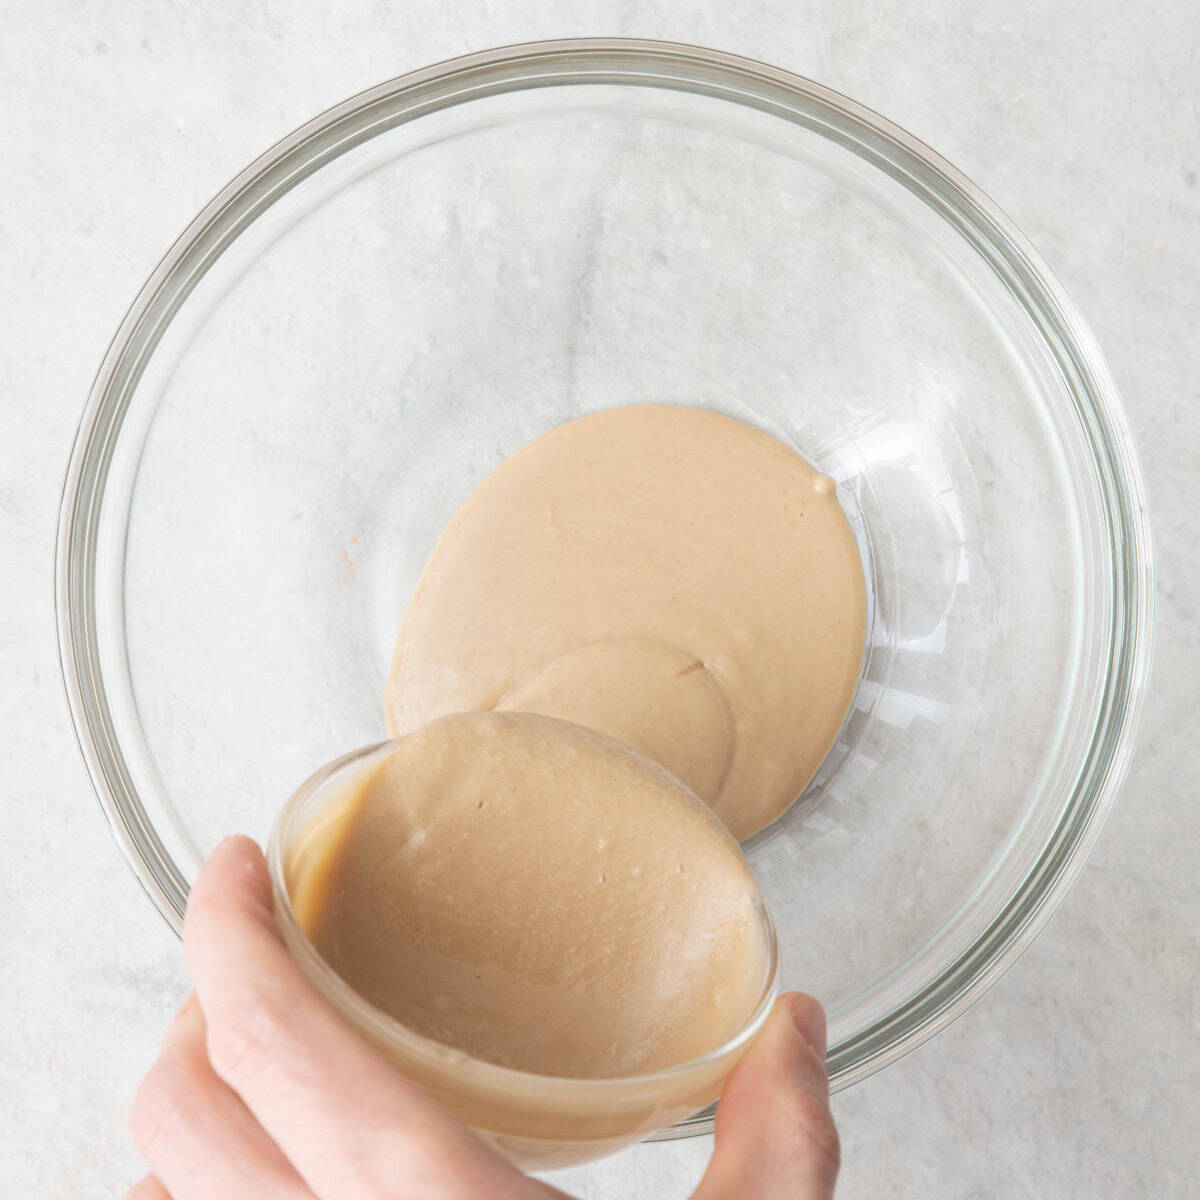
[128,836,840,1199]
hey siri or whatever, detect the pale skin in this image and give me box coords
[128,837,840,1199]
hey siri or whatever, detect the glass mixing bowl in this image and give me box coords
[56,39,1153,1138]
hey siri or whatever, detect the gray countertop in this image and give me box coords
[3,2,1196,1196]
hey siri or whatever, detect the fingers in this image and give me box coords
[124,1175,171,1200]
[184,836,541,1200]
[129,993,316,1200]
[694,993,840,1200]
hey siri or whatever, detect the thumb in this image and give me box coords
[693,993,839,1200]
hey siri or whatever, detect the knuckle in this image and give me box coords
[205,982,294,1090]
[129,1057,199,1162]
[783,1092,841,1178]
[804,1118,841,1179]
[810,1117,841,1176]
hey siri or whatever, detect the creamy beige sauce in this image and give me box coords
[290,711,769,1079]
[387,405,867,839]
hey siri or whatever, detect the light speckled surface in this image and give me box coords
[2,2,1196,1197]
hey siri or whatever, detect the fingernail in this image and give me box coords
[789,994,828,1058]
[215,833,258,858]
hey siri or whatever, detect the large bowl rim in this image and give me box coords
[54,37,1154,1124]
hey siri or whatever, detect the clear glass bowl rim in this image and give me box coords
[55,37,1154,1118]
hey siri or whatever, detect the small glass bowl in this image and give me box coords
[266,740,780,1169]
